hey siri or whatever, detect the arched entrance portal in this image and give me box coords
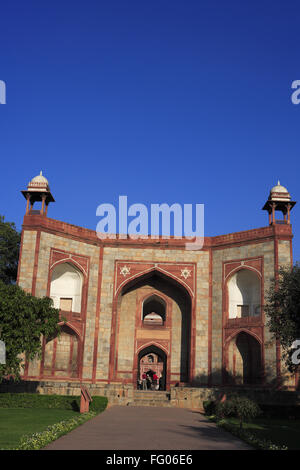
[113,269,192,389]
[138,345,167,391]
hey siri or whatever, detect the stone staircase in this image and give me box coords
[128,390,172,407]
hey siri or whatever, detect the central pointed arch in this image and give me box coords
[109,268,194,388]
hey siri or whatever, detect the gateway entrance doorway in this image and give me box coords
[138,346,167,391]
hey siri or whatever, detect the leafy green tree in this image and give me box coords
[0,280,60,381]
[0,215,21,284]
[216,396,261,429]
[265,263,300,372]
[233,397,261,429]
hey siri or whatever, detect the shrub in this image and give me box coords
[89,396,108,414]
[216,396,261,429]
[233,396,261,429]
[203,400,216,415]
[216,399,236,420]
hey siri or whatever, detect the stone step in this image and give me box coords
[133,391,170,399]
[130,390,171,407]
[132,398,170,403]
[128,400,172,407]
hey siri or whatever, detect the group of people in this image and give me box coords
[138,371,162,390]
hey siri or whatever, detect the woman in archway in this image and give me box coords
[152,372,158,390]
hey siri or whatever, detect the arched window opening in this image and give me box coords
[142,295,166,326]
[228,269,261,319]
[50,262,83,313]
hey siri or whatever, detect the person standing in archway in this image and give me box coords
[146,373,152,389]
[158,373,162,390]
[142,372,147,390]
[152,372,158,390]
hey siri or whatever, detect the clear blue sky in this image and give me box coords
[1,1,300,260]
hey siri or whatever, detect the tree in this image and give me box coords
[216,396,261,429]
[265,263,300,373]
[233,397,261,429]
[0,215,21,284]
[0,280,60,381]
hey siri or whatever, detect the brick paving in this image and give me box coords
[45,406,251,450]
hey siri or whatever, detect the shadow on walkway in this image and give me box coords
[45,406,251,450]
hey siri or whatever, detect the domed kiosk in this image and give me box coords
[21,171,55,216]
[262,180,296,225]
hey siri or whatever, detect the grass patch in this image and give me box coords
[0,408,78,449]
[0,393,108,449]
[224,417,300,450]
[16,411,97,450]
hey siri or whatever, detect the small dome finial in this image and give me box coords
[28,171,49,189]
[277,179,280,185]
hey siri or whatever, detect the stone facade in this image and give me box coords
[17,209,296,392]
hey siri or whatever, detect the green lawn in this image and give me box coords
[225,417,300,450]
[0,408,79,449]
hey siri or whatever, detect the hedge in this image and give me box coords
[0,393,107,414]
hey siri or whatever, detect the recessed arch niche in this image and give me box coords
[50,262,83,313]
[227,269,261,319]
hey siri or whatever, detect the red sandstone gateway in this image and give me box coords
[17,173,297,400]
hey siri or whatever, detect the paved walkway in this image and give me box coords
[45,406,251,450]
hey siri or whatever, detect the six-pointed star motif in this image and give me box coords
[181,267,191,280]
[120,265,131,277]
